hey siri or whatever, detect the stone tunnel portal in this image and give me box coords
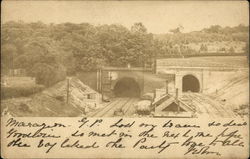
[182,74,200,92]
[113,77,141,97]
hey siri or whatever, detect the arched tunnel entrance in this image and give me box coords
[114,77,141,97]
[182,74,200,92]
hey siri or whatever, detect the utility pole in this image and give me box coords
[66,78,70,104]
[142,62,145,97]
[176,88,180,113]
[166,80,169,95]
[101,69,103,101]
[97,69,99,92]
[110,73,112,97]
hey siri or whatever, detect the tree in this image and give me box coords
[130,23,154,66]
[131,22,147,34]
[14,36,62,71]
[12,35,67,86]
[170,28,181,34]
[1,44,17,70]
[204,25,222,33]
[30,63,66,86]
[169,25,184,34]
[79,57,106,71]
[228,47,235,53]
[2,21,33,56]
[199,44,208,52]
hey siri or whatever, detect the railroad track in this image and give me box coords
[183,93,215,117]
[182,93,235,118]
[195,93,235,117]
[190,93,221,118]
[89,98,124,117]
[89,98,139,117]
[122,98,139,116]
[102,98,133,117]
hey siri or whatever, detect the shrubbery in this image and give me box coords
[30,63,66,87]
[135,100,152,115]
[1,85,44,99]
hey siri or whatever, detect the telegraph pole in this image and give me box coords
[66,78,70,104]
[176,88,180,113]
[166,80,168,95]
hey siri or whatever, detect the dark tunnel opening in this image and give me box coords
[113,77,140,97]
[182,74,200,92]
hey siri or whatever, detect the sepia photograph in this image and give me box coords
[1,1,249,158]
[1,0,249,119]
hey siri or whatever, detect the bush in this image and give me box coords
[18,103,32,113]
[30,63,66,87]
[228,47,235,53]
[1,85,44,99]
[136,100,152,115]
[55,95,65,102]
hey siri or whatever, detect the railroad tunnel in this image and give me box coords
[113,77,141,97]
[182,74,200,92]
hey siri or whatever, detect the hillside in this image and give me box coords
[154,25,249,56]
[1,77,102,117]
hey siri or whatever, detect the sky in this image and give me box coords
[2,0,249,34]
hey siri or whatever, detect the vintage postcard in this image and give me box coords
[1,0,249,158]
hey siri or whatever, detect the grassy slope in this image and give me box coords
[1,78,101,117]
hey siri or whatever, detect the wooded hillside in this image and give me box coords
[1,22,249,86]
